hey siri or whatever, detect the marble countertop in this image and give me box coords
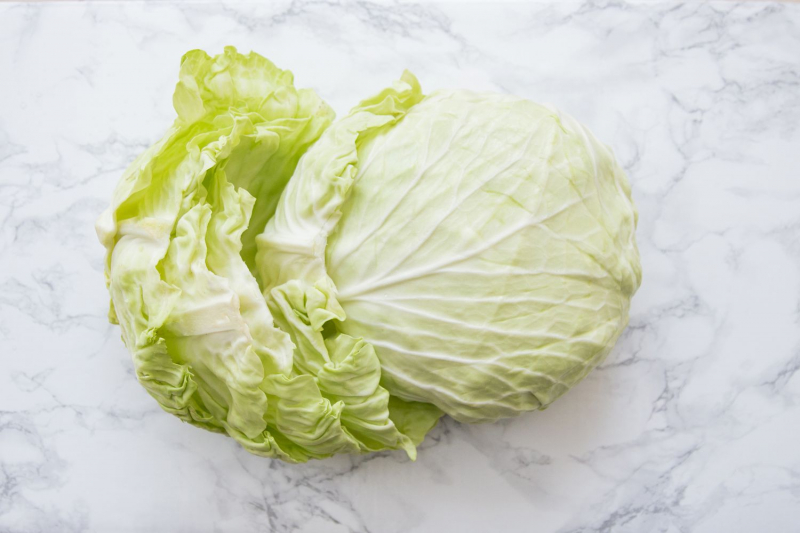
[2,1,799,532]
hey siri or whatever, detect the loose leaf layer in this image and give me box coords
[97,48,437,462]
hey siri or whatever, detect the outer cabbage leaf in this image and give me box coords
[97,48,432,461]
[258,73,641,423]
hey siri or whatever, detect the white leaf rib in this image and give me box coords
[346,292,609,312]
[348,309,593,365]
[436,266,609,282]
[380,364,550,410]
[338,197,584,299]
[354,298,568,340]
[347,313,573,344]
[369,338,572,388]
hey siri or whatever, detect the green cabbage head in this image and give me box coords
[257,72,641,424]
[99,48,640,462]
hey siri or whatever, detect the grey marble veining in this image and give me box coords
[1,1,799,532]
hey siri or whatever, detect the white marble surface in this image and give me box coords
[2,1,799,531]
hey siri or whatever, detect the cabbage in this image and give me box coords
[100,49,640,462]
[96,48,440,462]
[257,72,641,423]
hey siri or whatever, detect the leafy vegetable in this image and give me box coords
[100,48,640,462]
[96,48,439,462]
[257,72,641,423]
